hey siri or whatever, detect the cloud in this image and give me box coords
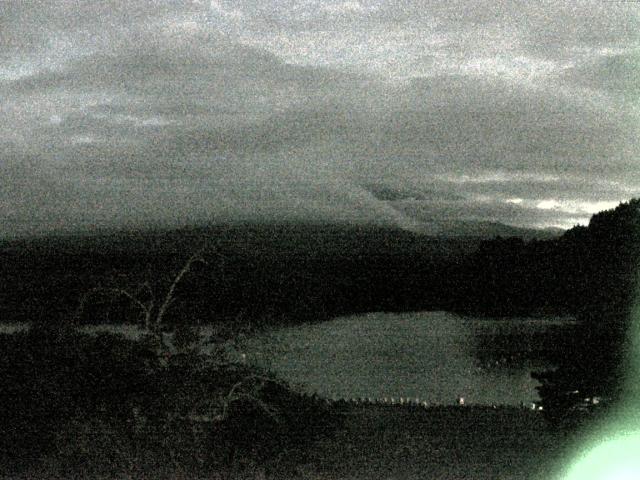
[535,199,621,215]
[321,2,366,15]
[557,50,640,100]
[0,0,638,236]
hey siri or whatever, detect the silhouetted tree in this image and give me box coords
[532,199,640,427]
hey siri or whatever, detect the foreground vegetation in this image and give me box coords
[0,323,339,479]
[302,404,571,480]
[0,320,573,479]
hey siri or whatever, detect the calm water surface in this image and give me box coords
[1,312,573,406]
[242,311,574,406]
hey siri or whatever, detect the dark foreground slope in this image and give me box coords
[0,324,573,480]
[301,405,570,480]
[0,325,340,479]
[3,402,572,479]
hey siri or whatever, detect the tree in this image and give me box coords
[532,199,640,428]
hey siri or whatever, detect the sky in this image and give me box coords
[2,0,640,237]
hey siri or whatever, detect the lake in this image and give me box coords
[241,311,576,406]
[0,311,574,406]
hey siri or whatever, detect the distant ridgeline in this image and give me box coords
[0,200,638,335]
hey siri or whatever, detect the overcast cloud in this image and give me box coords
[2,0,639,236]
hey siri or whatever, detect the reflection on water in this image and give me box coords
[243,311,575,406]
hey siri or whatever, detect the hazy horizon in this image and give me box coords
[0,215,570,242]
[2,1,639,237]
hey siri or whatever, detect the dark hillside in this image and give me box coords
[453,199,640,426]
[0,224,478,329]
[298,405,566,480]
[449,199,640,318]
[435,199,640,427]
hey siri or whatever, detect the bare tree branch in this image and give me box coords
[74,286,154,327]
[75,245,219,354]
[154,249,207,329]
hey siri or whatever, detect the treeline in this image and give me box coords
[465,198,640,426]
[448,199,640,319]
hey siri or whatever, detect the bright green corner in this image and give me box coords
[563,432,640,480]
[560,278,640,479]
